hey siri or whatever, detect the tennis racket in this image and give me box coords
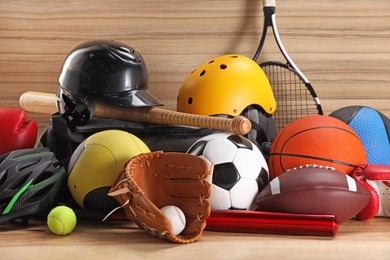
[253,0,323,132]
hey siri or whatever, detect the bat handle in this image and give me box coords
[19,91,58,114]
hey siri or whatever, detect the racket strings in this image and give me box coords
[263,64,319,132]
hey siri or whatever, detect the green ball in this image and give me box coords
[47,206,77,235]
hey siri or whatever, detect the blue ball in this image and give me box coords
[330,106,390,165]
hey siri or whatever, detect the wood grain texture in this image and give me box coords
[1,1,390,255]
[1,0,390,136]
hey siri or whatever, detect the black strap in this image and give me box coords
[51,115,74,165]
[248,119,272,155]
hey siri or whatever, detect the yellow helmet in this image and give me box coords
[177,54,276,116]
[67,130,150,211]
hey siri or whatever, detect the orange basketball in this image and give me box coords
[268,115,367,180]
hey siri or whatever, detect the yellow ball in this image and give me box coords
[47,206,77,235]
[67,130,150,211]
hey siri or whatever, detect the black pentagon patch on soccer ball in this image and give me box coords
[256,167,269,192]
[187,140,207,156]
[227,135,253,150]
[212,162,241,190]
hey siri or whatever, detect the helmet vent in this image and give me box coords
[199,70,206,76]
[220,64,227,70]
[11,173,31,190]
[53,162,62,169]
[27,184,53,203]
[187,97,193,105]
[229,55,238,58]
[208,60,215,64]
[33,171,54,185]
[17,159,40,172]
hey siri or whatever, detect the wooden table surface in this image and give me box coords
[1,217,390,259]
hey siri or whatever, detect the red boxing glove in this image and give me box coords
[0,107,37,155]
[351,164,380,220]
[361,164,390,217]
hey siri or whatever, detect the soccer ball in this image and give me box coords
[187,132,269,210]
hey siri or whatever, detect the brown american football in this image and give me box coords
[255,165,370,223]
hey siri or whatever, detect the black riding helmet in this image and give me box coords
[57,40,162,124]
[0,148,66,222]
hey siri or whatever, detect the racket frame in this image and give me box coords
[253,0,323,119]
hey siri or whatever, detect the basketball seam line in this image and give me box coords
[269,152,359,168]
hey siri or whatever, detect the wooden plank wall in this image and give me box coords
[1,0,390,136]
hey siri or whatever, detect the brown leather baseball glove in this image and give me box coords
[108,150,211,243]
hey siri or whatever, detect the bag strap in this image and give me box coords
[51,115,74,163]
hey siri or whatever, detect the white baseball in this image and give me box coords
[160,205,186,236]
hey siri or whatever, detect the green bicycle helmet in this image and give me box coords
[0,148,66,222]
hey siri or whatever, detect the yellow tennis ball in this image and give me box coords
[47,206,77,235]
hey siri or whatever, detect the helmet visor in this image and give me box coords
[100,89,162,107]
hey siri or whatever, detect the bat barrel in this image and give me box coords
[230,116,252,135]
[156,109,251,135]
[96,105,251,135]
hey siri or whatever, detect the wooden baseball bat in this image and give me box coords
[19,91,252,135]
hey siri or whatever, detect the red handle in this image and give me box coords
[206,210,339,237]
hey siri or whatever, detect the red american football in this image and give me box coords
[255,165,370,223]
